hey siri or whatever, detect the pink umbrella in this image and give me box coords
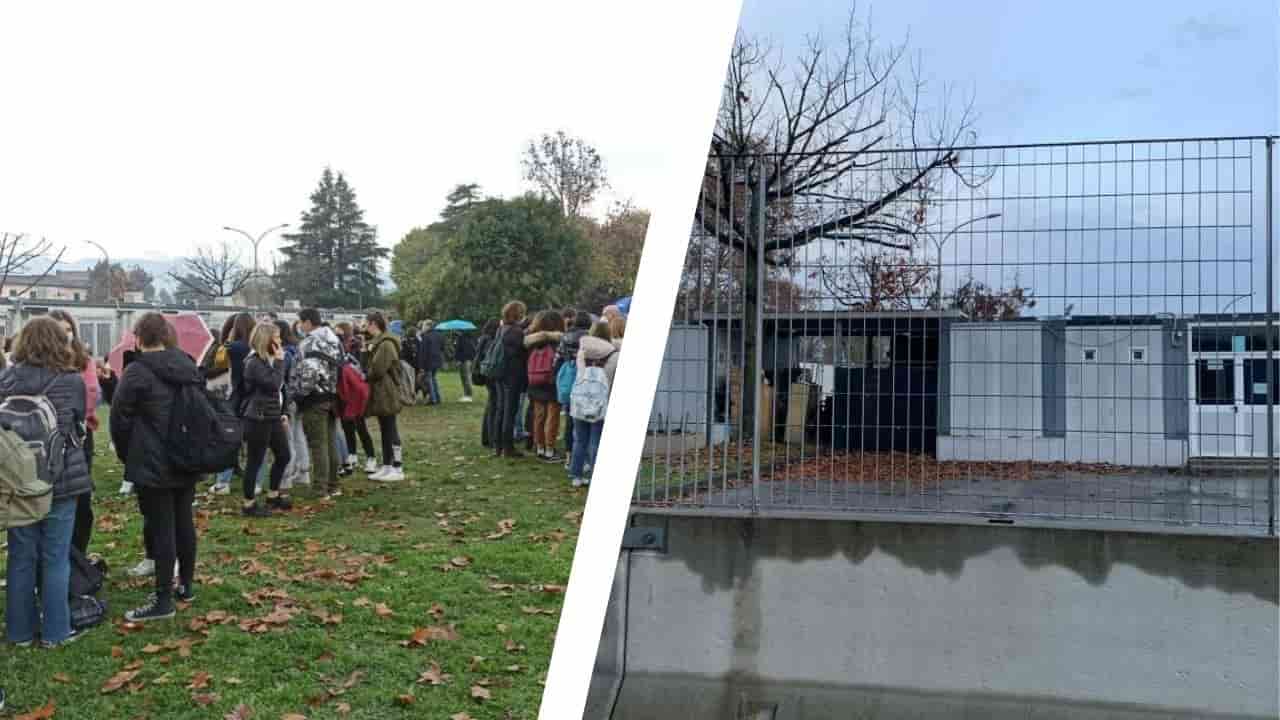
[108,313,214,375]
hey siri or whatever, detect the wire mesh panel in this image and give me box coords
[637,136,1278,536]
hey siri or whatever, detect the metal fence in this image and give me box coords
[636,136,1278,536]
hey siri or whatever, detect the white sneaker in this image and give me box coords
[368,466,390,481]
[364,458,379,474]
[210,483,230,496]
[128,558,156,577]
[570,477,584,488]
[459,396,473,403]
[118,481,134,496]
[373,466,404,482]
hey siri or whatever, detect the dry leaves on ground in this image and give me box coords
[418,662,452,686]
[401,625,459,647]
[14,700,56,720]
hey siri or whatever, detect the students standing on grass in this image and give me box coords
[290,309,344,500]
[524,310,565,462]
[569,320,620,487]
[334,321,377,474]
[492,301,528,458]
[209,313,254,496]
[110,312,200,622]
[454,328,477,403]
[48,309,101,555]
[477,320,499,448]
[417,319,445,405]
[364,312,406,481]
[238,323,293,517]
[2,317,93,646]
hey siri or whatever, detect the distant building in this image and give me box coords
[0,270,143,303]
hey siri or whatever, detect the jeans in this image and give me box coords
[303,402,339,494]
[514,393,527,438]
[137,485,196,597]
[569,419,604,479]
[482,385,498,447]
[243,418,291,501]
[6,498,77,644]
[424,369,442,404]
[334,421,348,462]
[342,417,375,461]
[531,399,561,450]
[375,415,401,466]
[493,383,521,451]
[458,361,473,398]
[284,413,311,486]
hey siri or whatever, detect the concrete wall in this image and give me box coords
[590,514,1279,719]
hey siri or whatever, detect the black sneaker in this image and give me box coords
[175,583,196,603]
[543,452,564,464]
[266,495,293,511]
[40,628,85,649]
[125,594,175,623]
[242,504,272,518]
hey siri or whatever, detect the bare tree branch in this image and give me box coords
[168,242,254,300]
[0,232,66,299]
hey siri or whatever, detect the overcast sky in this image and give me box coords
[0,1,737,265]
[739,0,1278,144]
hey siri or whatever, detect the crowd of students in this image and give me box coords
[477,301,624,487]
[0,299,621,687]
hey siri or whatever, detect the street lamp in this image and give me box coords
[84,239,117,301]
[931,212,1002,310]
[222,223,290,276]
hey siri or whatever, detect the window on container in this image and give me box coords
[1130,347,1147,363]
[1082,347,1098,362]
[1195,359,1235,405]
[1243,359,1279,405]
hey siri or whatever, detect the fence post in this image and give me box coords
[1266,137,1276,536]
[752,167,767,514]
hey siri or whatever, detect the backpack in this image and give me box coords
[570,351,615,423]
[396,360,416,407]
[479,331,507,382]
[212,342,231,372]
[0,378,62,530]
[556,361,576,406]
[69,545,106,597]
[166,380,243,476]
[527,345,556,387]
[336,359,370,421]
[472,337,492,387]
[70,594,108,632]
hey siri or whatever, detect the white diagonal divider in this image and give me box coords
[537,2,743,717]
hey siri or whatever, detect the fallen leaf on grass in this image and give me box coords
[141,644,163,654]
[123,660,144,671]
[373,603,394,618]
[450,714,474,720]
[488,583,515,593]
[224,704,254,720]
[428,603,446,620]
[111,645,124,658]
[470,685,492,701]
[505,665,523,673]
[14,700,56,719]
[401,625,459,647]
[539,584,565,595]
[395,694,415,706]
[352,597,372,608]
[52,673,72,684]
[335,703,351,716]
[450,556,472,568]
[504,639,525,653]
[468,656,486,672]
[417,662,452,686]
[192,693,221,707]
[187,671,213,690]
[101,670,139,694]
[521,606,556,616]
[281,714,308,720]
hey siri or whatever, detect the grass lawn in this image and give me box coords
[1,374,583,719]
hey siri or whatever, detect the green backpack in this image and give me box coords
[0,419,55,531]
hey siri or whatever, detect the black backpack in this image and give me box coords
[166,380,243,475]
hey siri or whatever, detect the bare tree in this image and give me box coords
[168,242,254,300]
[694,7,996,429]
[522,131,608,218]
[0,232,66,299]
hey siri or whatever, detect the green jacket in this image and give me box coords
[365,333,404,418]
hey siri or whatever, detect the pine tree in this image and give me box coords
[277,168,387,308]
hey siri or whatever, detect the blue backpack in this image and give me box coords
[556,362,576,406]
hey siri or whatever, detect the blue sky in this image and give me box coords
[739,0,1278,144]
[736,1,1279,317]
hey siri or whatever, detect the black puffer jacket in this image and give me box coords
[498,323,527,390]
[418,330,445,372]
[109,347,204,490]
[240,354,285,421]
[0,364,91,501]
